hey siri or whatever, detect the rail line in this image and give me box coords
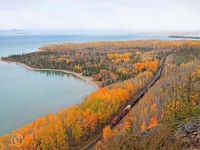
[81,52,172,150]
[129,52,171,108]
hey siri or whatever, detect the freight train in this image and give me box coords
[111,52,171,127]
[82,53,172,150]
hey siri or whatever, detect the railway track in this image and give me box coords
[129,52,172,108]
[81,52,172,150]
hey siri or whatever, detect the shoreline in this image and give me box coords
[0,58,100,89]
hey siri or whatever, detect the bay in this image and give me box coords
[0,34,173,135]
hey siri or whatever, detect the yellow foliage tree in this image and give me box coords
[103,126,113,141]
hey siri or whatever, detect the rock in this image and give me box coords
[176,120,200,149]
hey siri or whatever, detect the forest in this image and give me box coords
[1,40,165,87]
[0,40,200,149]
[96,46,200,150]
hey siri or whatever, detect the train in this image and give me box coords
[83,53,172,150]
[111,105,131,126]
[111,52,172,127]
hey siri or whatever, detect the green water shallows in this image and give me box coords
[0,34,177,135]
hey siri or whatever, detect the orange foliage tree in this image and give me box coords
[148,115,158,129]
[103,126,113,141]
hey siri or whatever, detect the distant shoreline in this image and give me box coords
[0,58,100,89]
[169,35,200,39]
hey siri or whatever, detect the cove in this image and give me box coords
[0,61,96,135]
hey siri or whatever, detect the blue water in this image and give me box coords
[0,34,172,135]
[0,34,172,57]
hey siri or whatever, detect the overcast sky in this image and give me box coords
[1,0,200,32]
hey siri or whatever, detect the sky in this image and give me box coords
[0,0,200,32]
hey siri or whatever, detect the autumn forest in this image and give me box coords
[1,40,200,149]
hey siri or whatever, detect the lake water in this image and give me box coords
[0,34,172,135]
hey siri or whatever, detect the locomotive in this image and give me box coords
[111,105,131,126]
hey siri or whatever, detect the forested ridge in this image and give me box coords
[1,40,200,150]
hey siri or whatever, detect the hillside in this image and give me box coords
[0,40,200,150]
[95,49,200,150]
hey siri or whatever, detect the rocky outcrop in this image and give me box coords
[176,120,200,149]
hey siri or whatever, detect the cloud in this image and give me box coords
[0,0,200,31]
